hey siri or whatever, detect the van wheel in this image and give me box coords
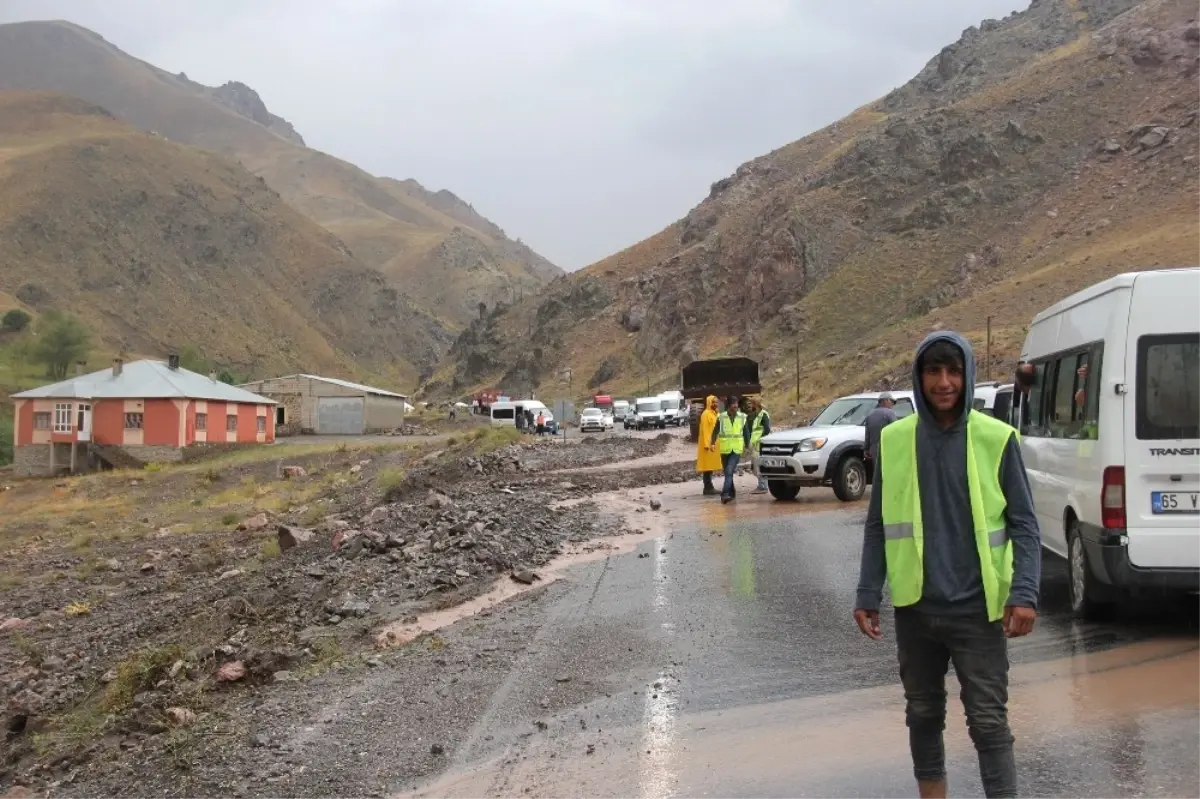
[1068,520,1116,621]
[832,456,867,502]
[768,481,800,501]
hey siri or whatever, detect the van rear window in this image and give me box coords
[1137,334,1200,440]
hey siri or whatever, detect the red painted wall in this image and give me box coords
[92,401,124,445]
[236,404,257,443]
[15,402,32,447]
[143,399,180,446]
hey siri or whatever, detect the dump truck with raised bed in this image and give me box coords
[681,357,761,442]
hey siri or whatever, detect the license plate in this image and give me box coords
[1151,491,1200,514]
[760,458,788,468]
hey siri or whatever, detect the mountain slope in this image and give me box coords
[0,92,451,386]
[430,0,1199,412]
[0,19,561,331]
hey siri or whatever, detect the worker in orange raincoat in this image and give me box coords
[696,395,722,497]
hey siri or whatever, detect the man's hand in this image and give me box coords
[1003,605,1037,638]
[854,609,882,640]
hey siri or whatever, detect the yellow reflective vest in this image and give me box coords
[749,410,770,450]
[878,410,1017,622]
[717,411,747,455]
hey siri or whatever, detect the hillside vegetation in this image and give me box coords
[0,19,560,345]
[429,0,1199,416]
[0,92,448,388]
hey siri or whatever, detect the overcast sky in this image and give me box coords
[1,0,1027,270]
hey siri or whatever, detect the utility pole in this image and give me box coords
[986,316,993,382]
[795,343,801,404]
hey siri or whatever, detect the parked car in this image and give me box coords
[756,390,916,502]
[973,381,1015,424]
[1015,267,1199,619]
[579,407,607,433]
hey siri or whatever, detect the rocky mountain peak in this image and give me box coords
[204,77,305,145]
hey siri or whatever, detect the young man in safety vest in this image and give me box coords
[710,395,746,504]
[854,332,1040,799]
[745,397,772,494]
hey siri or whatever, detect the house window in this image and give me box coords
[256,416,266,433]
[53,403,73,433]
[33,412,51,430]
[195,413,207,431]
[124,413,144,430]
[226,414,238,432]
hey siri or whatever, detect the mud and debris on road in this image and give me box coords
[0,429,693,795]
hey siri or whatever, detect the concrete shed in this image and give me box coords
[236,374,407,435]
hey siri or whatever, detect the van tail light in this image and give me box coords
[1101,466,1126,529]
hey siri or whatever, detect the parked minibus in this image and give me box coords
[1016,268,1199,618]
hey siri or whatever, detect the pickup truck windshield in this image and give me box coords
[810,397,876,426]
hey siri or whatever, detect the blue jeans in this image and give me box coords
[721,452,740,498]
[895,608,1017,797]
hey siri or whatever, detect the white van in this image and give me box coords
[658,390,686,426]
[1016,268,1199,618]
[612,400,630,423]
[489,400,549,428]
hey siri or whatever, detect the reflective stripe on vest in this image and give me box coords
[878,410,1017,622]
[750,410,769,449]
[718,412,746,455]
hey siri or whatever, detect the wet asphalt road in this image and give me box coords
[402,477,1200,798]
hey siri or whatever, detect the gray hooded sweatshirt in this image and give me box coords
[855,331,1041,616]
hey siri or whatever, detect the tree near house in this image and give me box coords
[1,309,32,333]
[32,312,91,380]
[178,345,210,374]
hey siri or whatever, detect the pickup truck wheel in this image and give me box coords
[832,456,867,502]
[768,481,800,501]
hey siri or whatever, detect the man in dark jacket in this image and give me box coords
[853,332,1040,799]
[862,391,898,479]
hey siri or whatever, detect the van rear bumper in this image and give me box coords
[1079,522,1200,592]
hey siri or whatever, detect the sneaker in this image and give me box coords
[721,495,732,504]
[751,488,768,495]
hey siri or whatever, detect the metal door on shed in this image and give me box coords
[316,396,365,435]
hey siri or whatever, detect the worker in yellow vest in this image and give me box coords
[709,395,746,504]
[854,332,1041,799]
[745,397,772,494]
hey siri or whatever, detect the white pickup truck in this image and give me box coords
[757,390,916,502]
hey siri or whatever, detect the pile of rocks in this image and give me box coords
[390,424,439,437]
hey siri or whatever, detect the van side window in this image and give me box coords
[1137,333,1200,440]
[1081,345,1103,440]
[894,399,914,418]
[1021,362,1051,437]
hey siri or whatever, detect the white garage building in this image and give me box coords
[236,374,408,436]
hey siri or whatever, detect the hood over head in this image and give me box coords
[705,395,718,411]
[912,330,976,428]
